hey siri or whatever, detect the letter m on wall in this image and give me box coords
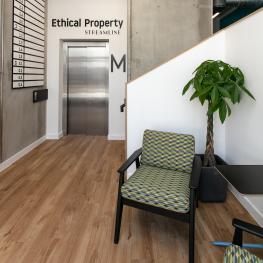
[111,55,126,72]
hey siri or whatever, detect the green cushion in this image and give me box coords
[121,165,190,213]
[224,245,263,263]
[141,130,195,173]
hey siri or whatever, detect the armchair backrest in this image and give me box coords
[141,130,195,173]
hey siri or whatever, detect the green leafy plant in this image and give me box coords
[182,60,255,167]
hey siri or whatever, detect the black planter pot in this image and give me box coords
[198,154,228,202]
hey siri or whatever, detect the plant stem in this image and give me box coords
[203,106,216,167]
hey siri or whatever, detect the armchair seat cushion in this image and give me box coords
[224,245,262,263]
[121,165,190,213]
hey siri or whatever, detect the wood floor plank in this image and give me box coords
[0,135,262,262]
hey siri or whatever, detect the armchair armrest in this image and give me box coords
[117,148,142,174]
[233,218,263,240]
[189,155,202,189]
[232,218,263,246]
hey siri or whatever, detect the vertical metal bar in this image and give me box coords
[66,42,69,135]
[127,0,131,81]
[0,0,4,162]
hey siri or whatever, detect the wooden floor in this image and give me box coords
[0,136,262,263]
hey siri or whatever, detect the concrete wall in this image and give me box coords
[1,0,46,161]
[129,0,213,80]
[47,0,127,140]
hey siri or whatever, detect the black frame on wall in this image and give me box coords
[12,0,46,89]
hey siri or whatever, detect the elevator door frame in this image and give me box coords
[62,40,109,136]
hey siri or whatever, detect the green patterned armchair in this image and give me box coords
[224,219,263,263]
[114,130,202,263]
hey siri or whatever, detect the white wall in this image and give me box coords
[127,32,226,161]
[127,9,263,226]
[47,0,127,139]
[225,10,263,226]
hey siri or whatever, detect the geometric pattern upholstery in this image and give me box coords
[121,165,191,213]
[141,130,195,174]
[224,245,263,263]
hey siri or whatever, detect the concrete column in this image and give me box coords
[129,0,213,80]
[0,0,46,161]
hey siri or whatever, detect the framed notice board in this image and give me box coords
[12,0,45,89]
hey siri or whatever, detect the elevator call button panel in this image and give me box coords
[12,0,45,89]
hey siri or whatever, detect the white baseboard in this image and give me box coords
[0,135,46,172]
[47,133,123,140]
[108,134,125,141]
[46,131,63,140]
[229,184,263,227]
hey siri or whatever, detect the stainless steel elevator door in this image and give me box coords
[67,43,109,135]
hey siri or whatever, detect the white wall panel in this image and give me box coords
[127,32,226,164]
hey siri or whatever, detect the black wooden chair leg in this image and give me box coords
[189,190,196,263]
[189,217,195,263]
[232,227,243,247]
[114,195,123,244]
[196,190,199,209]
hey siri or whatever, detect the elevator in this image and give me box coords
[63,41,109,135]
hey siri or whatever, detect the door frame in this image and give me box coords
[62,40,109,136]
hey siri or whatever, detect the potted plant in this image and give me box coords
[182,60,255,202]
